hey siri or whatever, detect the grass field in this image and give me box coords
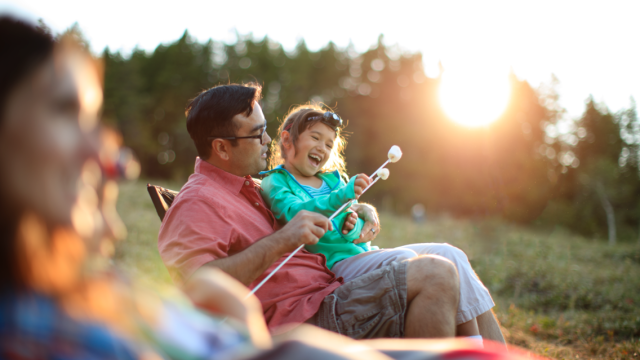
[115,180,640,360]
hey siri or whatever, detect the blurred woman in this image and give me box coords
[0,16,273,359]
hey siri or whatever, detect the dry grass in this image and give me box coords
[115,180,640,360]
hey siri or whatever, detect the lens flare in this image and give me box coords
[439,68,511,127]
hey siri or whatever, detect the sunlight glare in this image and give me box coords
[439,67,511,127]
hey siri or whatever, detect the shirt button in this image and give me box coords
[254,202,259,206]
[245,181,250,186]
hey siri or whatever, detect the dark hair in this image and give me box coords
[0,16,55,126]
[0,16,55,292]
[185,83,262,159]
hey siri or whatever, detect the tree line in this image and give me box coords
[101,31,640,243]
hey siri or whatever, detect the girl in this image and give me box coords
[261,105,499,341]
[259,106,378,270]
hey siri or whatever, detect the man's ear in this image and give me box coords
[210,139,231,161]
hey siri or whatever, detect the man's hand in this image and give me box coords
[200,210,332,287]
[349,203,380,244]
[278,210,333,252]
[353,174,371,198]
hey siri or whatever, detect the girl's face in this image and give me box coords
[284,122,336,177]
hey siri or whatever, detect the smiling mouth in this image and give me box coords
[308,154,322,167]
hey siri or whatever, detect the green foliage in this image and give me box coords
[539,99,640,241]
[102,31,640,240]
[103,33,560,222]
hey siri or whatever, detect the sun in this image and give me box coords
[438,68,511,127]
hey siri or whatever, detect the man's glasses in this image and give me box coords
[207,125,269,145]
[308,112,343,129]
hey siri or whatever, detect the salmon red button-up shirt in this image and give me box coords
[158,158,342,330]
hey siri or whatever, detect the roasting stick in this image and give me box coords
[327,167,389,222]
[245,146,402,299]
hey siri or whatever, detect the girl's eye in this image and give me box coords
[326,143,333,149]
[311,136,319,141]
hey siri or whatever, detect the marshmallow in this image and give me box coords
[377,168,390,180]
[387,145,403,162]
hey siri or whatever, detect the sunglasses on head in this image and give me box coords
[284,111,343,132]
[307,111,343,129]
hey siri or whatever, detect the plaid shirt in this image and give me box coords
[0,291,139,360]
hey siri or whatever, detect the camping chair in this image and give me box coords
[147,179,261,221]
[147,184,179,221]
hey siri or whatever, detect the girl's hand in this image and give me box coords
[342,212,358,234]
[353,174,371,198]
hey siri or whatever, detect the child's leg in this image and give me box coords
[399,243,494,328]
[332,243,493,338]
[330,248,418,282]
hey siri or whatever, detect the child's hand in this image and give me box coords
[354,174,371,198]
[342,212,358,234]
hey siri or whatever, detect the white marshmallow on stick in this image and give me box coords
[388,145,403,162]
[377,168,390,180]
[371,145,402,181]
[359,168,389,195]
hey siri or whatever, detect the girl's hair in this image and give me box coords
[269,104,348,175]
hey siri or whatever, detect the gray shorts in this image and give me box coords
[306,260,408,339]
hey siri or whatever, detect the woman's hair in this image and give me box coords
[0,16,55,125]
[269,104,348,175]
[0,16,55,292]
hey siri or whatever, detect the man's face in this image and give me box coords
[226,102,271,176]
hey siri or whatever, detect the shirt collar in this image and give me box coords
[194,157,252,195]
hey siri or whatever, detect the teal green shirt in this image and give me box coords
[259,166,372,269]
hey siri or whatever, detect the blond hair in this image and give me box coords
[269,104,348,176]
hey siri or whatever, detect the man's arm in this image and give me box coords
[197,210,333,287]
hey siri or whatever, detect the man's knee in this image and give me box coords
[406,255,460,302]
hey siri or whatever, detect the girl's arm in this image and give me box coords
[262,175,358,222]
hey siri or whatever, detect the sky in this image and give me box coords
[2,0,639,121]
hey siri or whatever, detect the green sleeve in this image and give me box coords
[333,211,365,243]
[261,173,357,223]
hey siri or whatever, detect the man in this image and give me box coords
[158,83,505,341]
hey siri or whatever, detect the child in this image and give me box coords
[259,106,376,270]
[260,105,492,342]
